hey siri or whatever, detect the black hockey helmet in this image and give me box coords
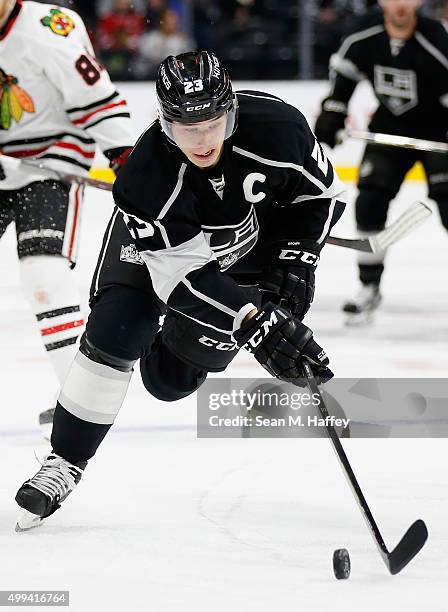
[156,50,238,144]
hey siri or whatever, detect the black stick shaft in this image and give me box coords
[301,361,391,567]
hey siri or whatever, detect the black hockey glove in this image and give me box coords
[234,303,333,384]
[261,239,320,321]
[104,146,133,175]
[314,100,347,149]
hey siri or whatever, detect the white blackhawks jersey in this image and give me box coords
[0,0,134,190]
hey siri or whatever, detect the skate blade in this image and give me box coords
[38,407,55,443]
[39,422,52,443]
[15,509,45,532]
[344,311,375,327]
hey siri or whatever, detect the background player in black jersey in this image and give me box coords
[315,0,448,324]
[14,50,346,531]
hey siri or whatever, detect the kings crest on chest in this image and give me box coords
[373,65,418,116]
[202,205,259,271]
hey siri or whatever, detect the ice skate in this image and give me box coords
[342,284,382,326]
[15,454,85,532]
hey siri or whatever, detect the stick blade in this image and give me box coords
[372,201,432,252]
[327,201,432,253]
[386,519,428,575]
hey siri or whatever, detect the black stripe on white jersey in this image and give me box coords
[66,91,120,114]
[0,132,95,148]
[83,112,132,131]
[39,154,91,171]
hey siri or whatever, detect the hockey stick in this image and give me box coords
[0,153,113,191]
[0,155,431,254]
[326,201,432,253]
[347,130,448,154]
[300,360,428,575]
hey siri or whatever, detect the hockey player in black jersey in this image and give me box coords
[14,51,346,530]
[315,0,448,323]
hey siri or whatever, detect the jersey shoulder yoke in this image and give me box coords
[234,90,312,163]
[19,1,83,45]
[113,122,188,220]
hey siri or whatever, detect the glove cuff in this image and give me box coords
[234,302,313,352]
[104,146,133,174]
[234,303,287,349]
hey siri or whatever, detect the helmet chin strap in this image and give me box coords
[0,0,16,28]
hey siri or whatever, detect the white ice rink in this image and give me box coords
[0,180,447,611]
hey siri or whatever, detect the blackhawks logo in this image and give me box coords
[41,8,75,37]
[0,69,35,130]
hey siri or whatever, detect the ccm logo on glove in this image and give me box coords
[198,335,238,351]
[233,303,333,384]
[278,249,319,265]
[316,349,328,362]
[240,308,287,351]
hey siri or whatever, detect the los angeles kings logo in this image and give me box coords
[202,206,259,271]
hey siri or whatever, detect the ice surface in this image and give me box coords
[0,182,447,611]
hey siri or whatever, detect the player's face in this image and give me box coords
[171,115,227,168]
[380,0,422,28]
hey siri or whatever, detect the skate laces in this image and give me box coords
[27,454,82,500]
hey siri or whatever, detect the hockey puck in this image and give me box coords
[405,392,427,417]
[333,548,351,580]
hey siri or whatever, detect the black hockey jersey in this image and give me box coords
[325,14,448,140]
[113,91,346,336]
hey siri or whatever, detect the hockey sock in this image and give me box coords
[19,255,85,385]
[359,263,384,286]
[356,230,386,286]
[52,348,132,462]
